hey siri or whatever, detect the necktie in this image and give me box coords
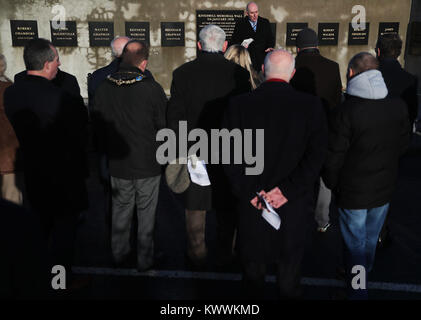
[252,23,257,32]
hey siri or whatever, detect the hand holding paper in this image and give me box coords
[241,38,254,48]
[266,187,288,208]
[250,189,283,230]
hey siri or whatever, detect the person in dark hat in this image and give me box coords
[290,27,343,234]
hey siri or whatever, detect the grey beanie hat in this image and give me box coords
[296,28,318,49]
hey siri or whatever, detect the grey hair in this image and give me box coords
[264,49,295,79]
[199,25,226,53]
[111,36,130,58]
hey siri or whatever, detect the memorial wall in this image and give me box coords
[0,0,413,97]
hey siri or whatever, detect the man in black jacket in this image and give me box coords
[15,68,82,99]
[230,2,274,72]
[4,38,88,287]
[290,27,343,233]
[223,49,327,299]
[94,40,167,271]
[376,33,418,130]
[88,36,130,114]
[323,52,410,299]
[168,24,251,268]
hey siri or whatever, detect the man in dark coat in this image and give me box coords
[4,38,88,287]
[94,40,167,271]
[223,49,328,299]
[88,36,154,114]
[290,27,343,233]
[88,36,130,114]
[323,53,410,299]
[375,33,418,246]
[376,33,418,129]
[291,28,343,112]
[15,68,81,99]
[168,24,251,268]
[230,2,275,72]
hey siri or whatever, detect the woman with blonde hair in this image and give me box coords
[224,44,261,89]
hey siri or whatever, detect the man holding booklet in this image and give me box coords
[223,49,328,299]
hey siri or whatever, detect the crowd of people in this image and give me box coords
[0,1,418,300]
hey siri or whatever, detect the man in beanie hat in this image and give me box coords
[290,27,343,233]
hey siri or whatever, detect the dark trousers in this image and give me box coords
[215,208,237,265]
[35,207,78,288]
[242,248,305,299]
[110,175,160,271]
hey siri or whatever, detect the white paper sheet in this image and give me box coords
[261,197,281,230]
[187,156,211,186]
[241,38,254,47]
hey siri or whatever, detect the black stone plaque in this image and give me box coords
[408,21,421,56]
[348,22,370,45]
[378,22,399,39]
[125,22,150,45]
[196,10,243,42]
[286,22,308,46]
[161,22,185,47]
[318,23,339,46]
[50,21,78,47]
[10,20,38,46]
[89,21,114,47]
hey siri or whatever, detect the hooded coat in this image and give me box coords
[323,69,410,209]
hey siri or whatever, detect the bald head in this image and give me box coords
[121,40,149,71]
[263,49,295,82]
[111,36,130,58]
[246,2,259,22]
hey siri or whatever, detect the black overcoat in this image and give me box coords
[230,16,275,72]
[167,51,251,210]
[4,74,88,214]
[379,58,418,125]
[290,48,343,112]
[322,94,410,209]
[223,81,328,263]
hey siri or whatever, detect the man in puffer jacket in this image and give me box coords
[323,52,410,299]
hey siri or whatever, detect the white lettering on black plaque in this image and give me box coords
[161,22,185,47]
[318,23,339,46]
[378,22,399,40]
[89,21,114,47]
[286,23,308,46]
[348,22,370,45]
[196,10,243,42]
[125,22,150,45]
[50,21,78,47]
[10,20,38,46]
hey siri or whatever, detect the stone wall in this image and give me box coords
[0,0,412,97]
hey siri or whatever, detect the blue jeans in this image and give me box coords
[338,203,389,299]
